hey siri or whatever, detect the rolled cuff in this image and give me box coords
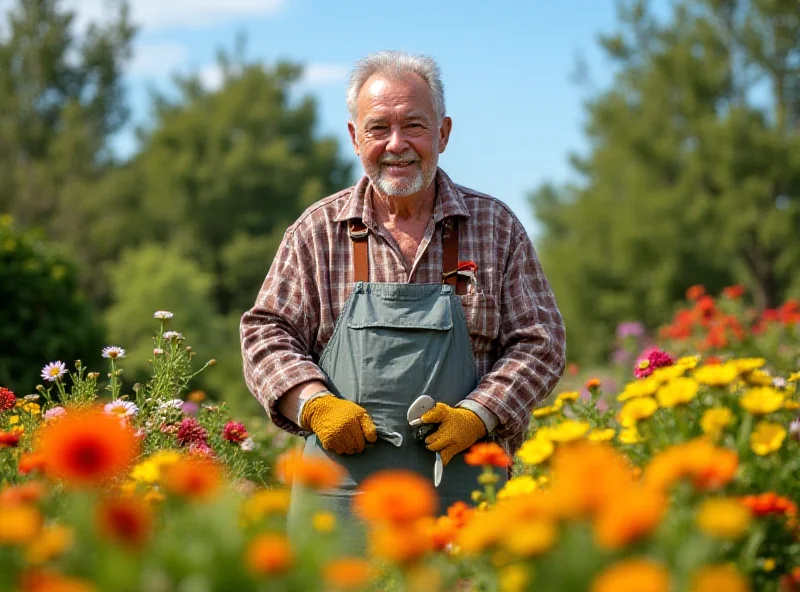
[456,399,500,434]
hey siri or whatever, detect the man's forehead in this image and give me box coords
[357,73,435,111]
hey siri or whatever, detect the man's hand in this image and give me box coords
[301,395,378,455]
[421,403,486,466]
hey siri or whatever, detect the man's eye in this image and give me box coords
[369,125,388,132]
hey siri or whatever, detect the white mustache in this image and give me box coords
[380,152,418,164]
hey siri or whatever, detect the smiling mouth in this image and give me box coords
[382,161,416,168]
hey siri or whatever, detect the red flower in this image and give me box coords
[464,443,510,468]
[0,430,21,447]
[222,421,248,444]
[176,417,208,446]
[722,285,745,300]
[740,493,798,518]
[686,285,705,301]
[0,387,16,412]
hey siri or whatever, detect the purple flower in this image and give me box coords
[44,406,66,421]
[181,401,199,416]
[616,321,645,339]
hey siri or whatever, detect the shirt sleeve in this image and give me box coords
[464,219,567,453]
[240,228,327,436]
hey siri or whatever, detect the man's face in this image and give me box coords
[348,73,452,199]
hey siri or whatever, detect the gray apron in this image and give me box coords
[289,217,506,540]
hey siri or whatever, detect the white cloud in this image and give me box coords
[198,64,224,90]
[129,43,188,77]
[300,63,349,86]
[65,0,286,31]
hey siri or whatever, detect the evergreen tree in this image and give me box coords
[530,0,800,363]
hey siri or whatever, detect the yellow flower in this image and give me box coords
[734,358,766,373]
[694,363,739,387]
[502,519,557,557]
[695,498,751,539]
[700,408,733,436]
[555,391,580,405]
[650,365,687,383]
[750,422,786,456]
[618,426,644,444]
[547,420,590,442]
[241,489,292,523]
[25,524,73,564]
[21,402,41,415]
[532,405,559,418]
[497,476,539,500]
[762,559,776,572]
[499,564,529,592]
[130,461,160,484]
[784,400,800,410]
[516,438,554,465]
[656,377,699,407]
[744,370,774,386]
[676,356,700,370]
[740,387,784,415]
[690,564,750,592]
[312,511,336,533]
[9,415,19,425]
[788,372,800,382]
[0,505,41,544]
[589,429,616,442]
[617,378,660,402]
[618,397,658,427]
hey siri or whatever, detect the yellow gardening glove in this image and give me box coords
[301,395,378,455]
[421,403,486,466]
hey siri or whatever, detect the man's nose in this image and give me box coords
[385,127,409,153]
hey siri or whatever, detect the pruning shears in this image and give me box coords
[407,395,443,487]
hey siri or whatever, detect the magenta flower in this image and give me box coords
[176,417,208,446]
[634,347,674,378]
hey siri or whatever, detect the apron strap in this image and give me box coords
[349,220,369,283]
[442,218,467,296]
[348,216,466,295]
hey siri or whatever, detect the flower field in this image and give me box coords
[1,291,799,592]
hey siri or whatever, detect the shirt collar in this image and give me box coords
[334,167,471,226]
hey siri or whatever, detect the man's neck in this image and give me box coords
[372,183,436,224]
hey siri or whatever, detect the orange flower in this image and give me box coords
[19,570,97,592]
[464,442,510,468]
[425,515,460,550]
[275,448,345,490]
[368,521,433,564]
[35,407,139,486]
[0,504,41,544]
[740,493,797,518]
[690,564,750,592]
[549,442,637,519]
[645,440,737,493]
[686,285,706,301]
[594,487,667,549]
[722,285,746,300]
[591,559,671,592]
[18,452,47,475]
[322,557,374,590]
[161,456,222,502]
[446,500,474,528]
[245,533,293,575]
[0,481,46,506]
[96,496,152,549]
[353,470,437,525]
[586,378,601,390]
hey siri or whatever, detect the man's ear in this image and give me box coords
[348,121,360,156]
[438,116,453,153]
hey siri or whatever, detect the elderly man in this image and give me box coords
[240,50,566,519]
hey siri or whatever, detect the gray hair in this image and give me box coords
[346,50,446,124]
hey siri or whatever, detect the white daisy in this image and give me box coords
[154,311,174,319]
[153,348,165,355]
[101,346,126,359]
[104,399,139,418]
[240,437,255,452]
[41,361,67,382]
[162,331,184,341]
[158,399,184,412]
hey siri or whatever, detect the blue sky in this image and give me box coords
[70,0,637,236]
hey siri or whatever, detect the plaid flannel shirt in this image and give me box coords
[240,168,566,455]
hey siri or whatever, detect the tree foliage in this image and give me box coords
[0,216,104,394]
[530,0,800,363]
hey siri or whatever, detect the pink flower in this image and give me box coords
[634,347,674,378]
[44,406,66,421]
[222,421,248,444]
[177,417,208,446]
[188,441,215,457]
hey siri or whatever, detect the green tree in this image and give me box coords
[530,0,800,364]
[0,216,104,395]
